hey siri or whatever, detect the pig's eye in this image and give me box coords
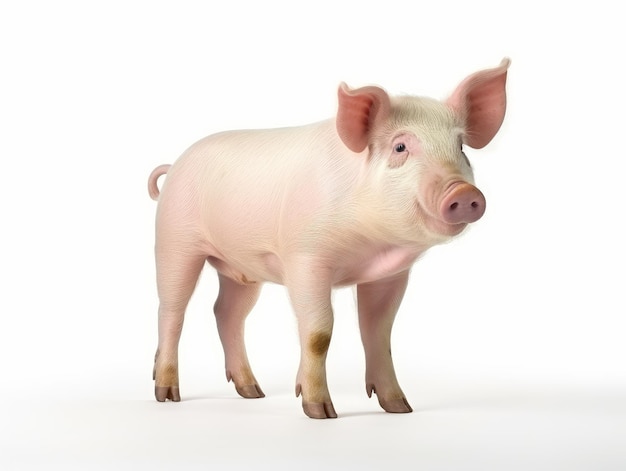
[394,143,407,153]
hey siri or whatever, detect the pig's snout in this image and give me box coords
[439,182,486,224]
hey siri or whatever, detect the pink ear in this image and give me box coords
[447,58,511,149]
[336,83,391,153]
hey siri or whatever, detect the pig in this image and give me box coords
[148,58,510,419]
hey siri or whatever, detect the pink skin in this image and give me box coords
[149,59,510,418]
[358,271,412,413]
[440,182,486,225]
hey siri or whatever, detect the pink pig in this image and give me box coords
[148,59,510,419]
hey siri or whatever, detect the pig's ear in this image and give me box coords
[447,58,511,149]
[336,83,391,153]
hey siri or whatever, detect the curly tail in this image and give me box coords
[148,164,171,200]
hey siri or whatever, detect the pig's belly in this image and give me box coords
[207,246,422,287]
[206,253,284,286]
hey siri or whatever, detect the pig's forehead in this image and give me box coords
[389,96,458,130]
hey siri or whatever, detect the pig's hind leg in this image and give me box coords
[214,273,265,398]
[153,248,206,402]
[357,271,413,413]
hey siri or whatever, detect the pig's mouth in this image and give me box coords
[426,213,468,237]
[414,200,468,238]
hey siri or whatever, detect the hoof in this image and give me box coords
[155,386,181,402]
[302,402,338,419]
[367,384,412,413]
[235,384,265,399]
[378,396,413,413]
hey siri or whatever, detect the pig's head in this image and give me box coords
[336,58,510,245]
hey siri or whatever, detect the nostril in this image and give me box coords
[440,182,486,224]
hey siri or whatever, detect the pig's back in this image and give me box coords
[156,120,351,276]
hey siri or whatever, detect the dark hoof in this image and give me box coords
[155,386,181,402]
[235,384,265,399]
[302,402,338,419]
[378,396,413,413]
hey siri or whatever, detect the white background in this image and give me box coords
[2,1,625,469]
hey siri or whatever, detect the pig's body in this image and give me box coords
[149,59,510,418]
[158,119,435,288]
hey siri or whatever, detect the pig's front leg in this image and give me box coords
[287,260,337,419]
[357,271,413,413]
[214,273,264,399]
